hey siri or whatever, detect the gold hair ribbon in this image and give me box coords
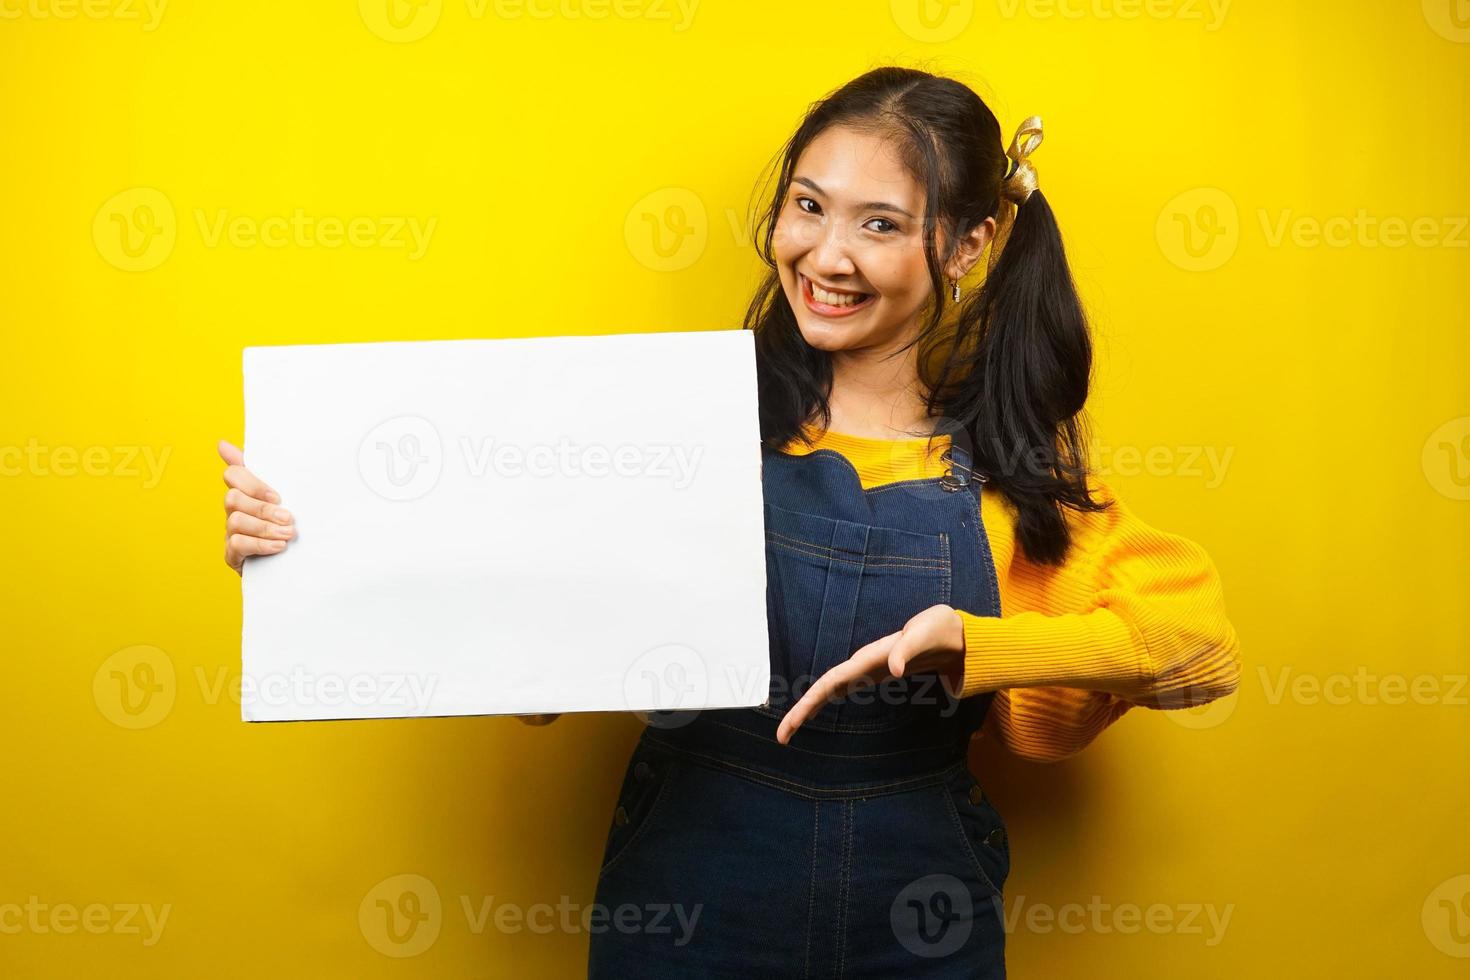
[1003,115,1043,204]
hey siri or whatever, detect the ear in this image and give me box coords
[943,216,996,282]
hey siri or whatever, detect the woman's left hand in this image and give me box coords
[776,604,966,745]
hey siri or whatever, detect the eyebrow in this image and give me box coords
[792,177,915,219]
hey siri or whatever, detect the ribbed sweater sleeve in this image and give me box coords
[957,476,1242,761]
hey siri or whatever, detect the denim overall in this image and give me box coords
[588,440,1011,978]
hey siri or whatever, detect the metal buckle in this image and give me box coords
[939,447,986,492]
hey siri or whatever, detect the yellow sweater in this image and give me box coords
[779,424,1242,763]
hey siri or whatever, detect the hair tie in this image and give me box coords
[1002,115,1043,204]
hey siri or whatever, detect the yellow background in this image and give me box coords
[3,0,1468,975]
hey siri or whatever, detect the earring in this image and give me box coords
[949,279,962,302]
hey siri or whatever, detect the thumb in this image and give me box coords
[218,440,244,466]
[888,629,917,679]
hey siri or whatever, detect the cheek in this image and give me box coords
[772,216,803,268]
[870,250,929,305]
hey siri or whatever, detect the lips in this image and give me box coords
[799,274,875,317]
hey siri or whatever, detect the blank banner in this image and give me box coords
[240,330,770,722]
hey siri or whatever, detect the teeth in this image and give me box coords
[809,278,868,307]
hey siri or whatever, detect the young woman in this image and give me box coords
[219,66,1241,978]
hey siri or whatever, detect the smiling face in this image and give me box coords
[773,124,940,355]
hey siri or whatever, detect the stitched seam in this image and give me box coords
[767,533,948,570]
[597,761,680,878]
[804,801,819,980]
[803,525,837,683]
[971,481,1003,618]
[750,704,924,734]
[638,739,965,799]
[940,782,1001,899]
[865,481,947,495]
[766,526,948,561]
[835,801,853,978]
[705,718,959,749]
[939,531,952,606]
[832,541,870,731]
[773,448,949,493]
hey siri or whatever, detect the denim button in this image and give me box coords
[634,762,653,783]
[968,785,983,806]
[984,827,1006,849]
[614,806,630,827]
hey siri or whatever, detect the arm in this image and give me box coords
[980,687,1135,763]
[958,476,1242,757]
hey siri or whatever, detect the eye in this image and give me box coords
[865,217,899,234]
[795,196,821,215]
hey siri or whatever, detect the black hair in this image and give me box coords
[741,65,1110,566]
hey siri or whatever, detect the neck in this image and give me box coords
[822,329,932,439]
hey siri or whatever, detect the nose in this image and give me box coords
[808,222,857,279]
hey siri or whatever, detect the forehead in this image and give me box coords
[793,125,924,214]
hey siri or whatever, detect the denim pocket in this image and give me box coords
[597,742,679,877]
[938,765,1010,900]
[763,502,953,729]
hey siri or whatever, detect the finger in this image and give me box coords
[226,510,296,541]
[888,628,926,679]
[776,692,820,745]
[890,608,964,681]
[223,462,280,504]
[228,532,287,559]
[780,667,855,742]
[218,440,244,467]
[777,644,888,744]
[224,487,293,525]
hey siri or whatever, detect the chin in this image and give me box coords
[794,317,857,351]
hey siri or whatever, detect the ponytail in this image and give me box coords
[927,184,1111,567]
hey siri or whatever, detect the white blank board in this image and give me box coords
[241,330,770,722]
